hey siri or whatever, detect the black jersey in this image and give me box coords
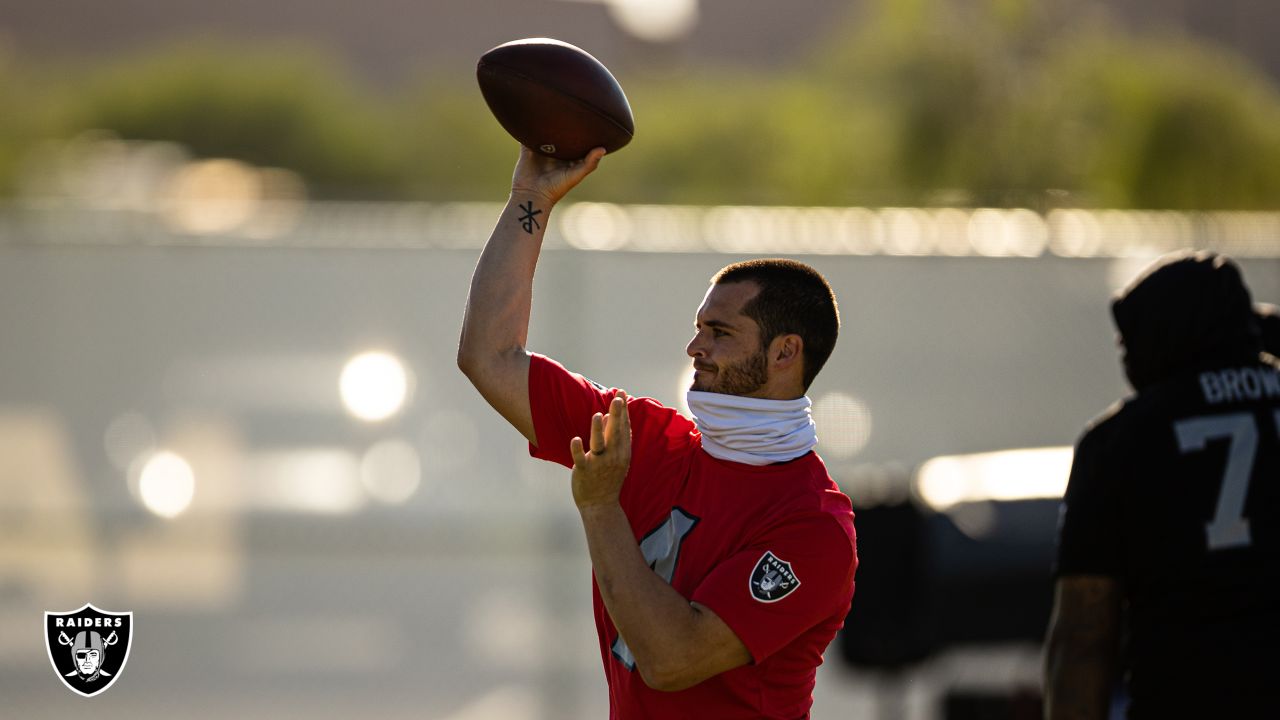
[1056,358,1280,718]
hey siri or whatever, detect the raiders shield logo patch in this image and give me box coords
[749,551,801,603]
[45,603,133,697]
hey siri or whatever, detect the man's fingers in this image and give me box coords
[608,392,630,444]
[590,412,606,454]
[580,147,606,174]
[512,145,603,198]
[616,391,629,430]
[555,147,606,196]
[577,395,629,463]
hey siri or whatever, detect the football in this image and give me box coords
[477,38,634,160]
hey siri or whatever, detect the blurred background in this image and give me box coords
[1,0,1278,718]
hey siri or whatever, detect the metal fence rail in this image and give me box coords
[4,200,1279,257]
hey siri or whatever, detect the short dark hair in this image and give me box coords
[712,258,840,390]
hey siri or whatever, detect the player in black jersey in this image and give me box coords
[1044,250,1280,720]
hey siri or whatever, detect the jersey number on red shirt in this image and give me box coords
[611,508,701,670]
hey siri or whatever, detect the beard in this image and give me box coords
[691,349,769,395]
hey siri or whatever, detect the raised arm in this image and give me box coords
[457,146,606,445]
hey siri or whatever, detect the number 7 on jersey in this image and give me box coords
[1174,411,1280,550]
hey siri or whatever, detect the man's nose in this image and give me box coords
[686,333,705,358]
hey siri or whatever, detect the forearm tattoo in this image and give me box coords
[517,201,543,234]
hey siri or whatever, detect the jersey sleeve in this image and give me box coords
[691,512,857,663]
[527,353,617,468]
[1055,423,1125,577]
[527,353,698,473]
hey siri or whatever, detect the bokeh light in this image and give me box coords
[562,202,631,251]
[605,0,699,43]
[136,450,196,519]
[340,351,411,422]
[247,448,365,514]
[812,392,873,459]
[360,439,422,505]
[914,446,1073,511]
[164,158,262,235]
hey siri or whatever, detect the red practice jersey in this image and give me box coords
[528,354,858,719]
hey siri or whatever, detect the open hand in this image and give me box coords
[570,392,632,510]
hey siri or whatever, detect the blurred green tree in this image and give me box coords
[3,3,1280,210]
[67,41,405,198]
[395,73,522,201]
[1037,32,1280,210]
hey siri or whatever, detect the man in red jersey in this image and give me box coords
[457,146,857,719]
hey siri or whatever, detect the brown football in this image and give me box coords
[477,38,634,160]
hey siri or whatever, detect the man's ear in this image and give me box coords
[770,334,804,369]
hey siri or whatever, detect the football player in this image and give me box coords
[1045,251,1280,718]
[457,146,857,718]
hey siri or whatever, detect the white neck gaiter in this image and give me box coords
[686,390,817,466]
